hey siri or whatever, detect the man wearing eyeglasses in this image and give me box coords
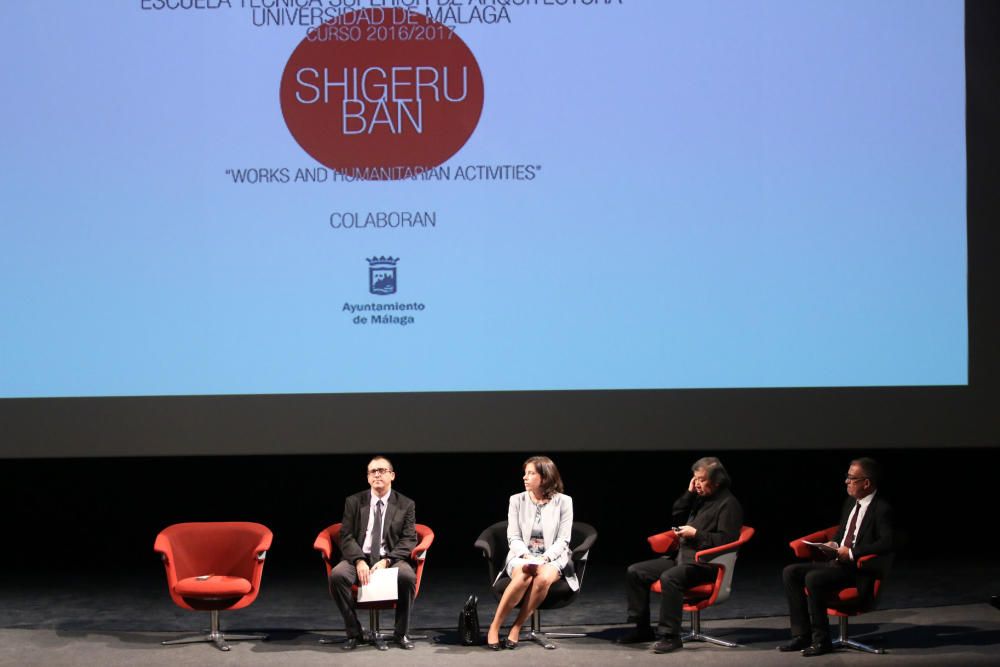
[779,457,894,657]
[329,455,418,651]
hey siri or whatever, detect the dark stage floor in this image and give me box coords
[2,558,998,633]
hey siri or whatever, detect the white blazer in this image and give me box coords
[497,492,578,591]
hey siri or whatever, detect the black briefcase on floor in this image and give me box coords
[458,594,481,645]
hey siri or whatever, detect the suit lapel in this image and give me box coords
[841,498,854,527]
[854,495,876,544]
[358,492,371,542]
[383,493,396,544]
[521,494,535,544]
[542,497,557,546]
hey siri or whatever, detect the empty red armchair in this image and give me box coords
[648,525,755,647]
[789,526,892,654]
[314,522,434,648]
[154,521,272,651]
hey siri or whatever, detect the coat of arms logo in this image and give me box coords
[367,256,398,295]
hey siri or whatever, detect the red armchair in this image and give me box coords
[648,525,755,647]
[314,522,434,648]
[789,525,892,654]
[154,521,272,651]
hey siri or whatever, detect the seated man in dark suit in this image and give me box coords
[779,457,894,657]
[619,456,743,654]
[329,455,418,650]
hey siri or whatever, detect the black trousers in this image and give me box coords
[329,557,417,638]
[782,560,857,645]
[625,556,716,637]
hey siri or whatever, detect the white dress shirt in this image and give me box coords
[846,490,876,560]
[362,489,391,557]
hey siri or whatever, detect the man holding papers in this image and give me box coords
[329,456,418,651]
[779,457,895,657]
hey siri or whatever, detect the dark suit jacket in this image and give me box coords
[338,488,417,566]
[671,487,743,563]
[834,493,894,564]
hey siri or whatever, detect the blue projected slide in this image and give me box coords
[0,1,967,398]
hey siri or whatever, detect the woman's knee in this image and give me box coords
[529,579,554,603]
[512,569,532,584]
[507,574,531,592]
[534,568,559,588]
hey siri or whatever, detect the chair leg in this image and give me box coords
[831,616,885,654]
[365,608,389,650]
[161,610,267,652]
[523,610,587,650]
[680,609,740,648]
[317,636,346,645]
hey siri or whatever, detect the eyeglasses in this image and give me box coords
[368,468,393,476]
[845,476,868,483]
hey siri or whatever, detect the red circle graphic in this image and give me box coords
[280,9,485,179]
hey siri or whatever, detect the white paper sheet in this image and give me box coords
[357,567,399,603]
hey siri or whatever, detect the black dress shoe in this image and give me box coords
[801,642,833,657]
[485,635,502,650]
[394,634,415,650]
[373,635,389,651]
[341,636,360,651]
[503,638,518,650]
[777,636,812,652]
[617,626,656,644]
[652,635,683,654]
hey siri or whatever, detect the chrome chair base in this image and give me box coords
[161,610,266,652]
[832,617,885,654]
[522,611,587,650]
[681,631,740,648]
[681,611,741,648]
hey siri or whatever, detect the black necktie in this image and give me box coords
[370,499,384,560]
[843,502,861,549]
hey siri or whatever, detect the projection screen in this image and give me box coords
[1,1,994,458]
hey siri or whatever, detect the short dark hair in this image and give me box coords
[368,455,394,472]
[852,457,881,486]
[524,455,564,498]
[692,456,730,488]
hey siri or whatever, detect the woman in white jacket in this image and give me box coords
[486,456,575,650]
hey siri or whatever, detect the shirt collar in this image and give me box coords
[857,490,876,508]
